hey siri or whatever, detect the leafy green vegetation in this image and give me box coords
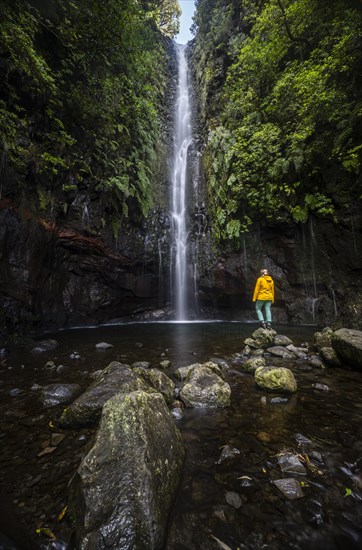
[192,0,362,242]
[0,0,180,219]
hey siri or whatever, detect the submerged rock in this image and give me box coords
[68,390,185,550]
[58,361,152,428]
[95,342,113,350]
[277,453,307,476]
[225,491,242,509]
[31,339,59,353]
[332,328,362,369]
[273,478,304,500]
[41,384,82,408]
[216,445,241,465]
[255,366,297,393]
[270,397,289,404]
[313,382,329,392]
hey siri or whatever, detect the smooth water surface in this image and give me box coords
[0,322,361,549]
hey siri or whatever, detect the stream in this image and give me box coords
[0,322,361,549]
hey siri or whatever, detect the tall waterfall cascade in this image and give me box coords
[171,44,196,320]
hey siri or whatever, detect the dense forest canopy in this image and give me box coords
[0,0,180,222]
[192,0,362,242]
[1,0,361,245]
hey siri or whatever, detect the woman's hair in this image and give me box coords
[260,268,269,276]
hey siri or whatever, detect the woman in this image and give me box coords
[252,268,274,329]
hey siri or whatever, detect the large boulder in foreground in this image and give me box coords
[68,391,185,550]
[179,363,231,408]
[255,366,297,393]
[58,361,151,428]
[332,328,362,369]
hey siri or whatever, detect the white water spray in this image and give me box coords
[171,44,193,320]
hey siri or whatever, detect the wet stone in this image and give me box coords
[286,345,309,359]
[25,474,43,488]
[295,433,313,449]
[209,357,229,374]
[308,356,325,369]
[56,365,68,374]
[171,408,183,420]
[273,478,304,500]
[32,339,59,352]
[313,383,329,392]
[225,491,242,509]
[41,383,82,407]
[96,342,113,350]
[266,346,296,360]
[9,388,22,396]
[160,360,171,369]
[132,361,151,369]
[270,397,288,404]
[277,453,307,475]
[216,445,241,464]
[274,335,293,347]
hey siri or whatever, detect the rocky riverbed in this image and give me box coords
[0,322,361,549]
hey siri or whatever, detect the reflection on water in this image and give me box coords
[0,322,361,549]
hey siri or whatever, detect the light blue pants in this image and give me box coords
[255,300,272,323]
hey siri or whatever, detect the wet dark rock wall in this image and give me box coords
[1,195,361,345]
[197,215,362,329]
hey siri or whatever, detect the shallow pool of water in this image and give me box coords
[0,322,361,549]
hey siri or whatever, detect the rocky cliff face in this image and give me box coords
[1,172,361,345]
[0,38,179,345]
[196,215,362,328]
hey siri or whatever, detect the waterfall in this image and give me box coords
[171,44,193,320]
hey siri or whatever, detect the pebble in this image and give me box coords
[270,397,288,404]
[313,383,329,392]
[225,491,242,509]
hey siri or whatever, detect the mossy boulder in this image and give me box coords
[255,366,297,393]
[134,367,175,404]
[68,390,185,549]
[332,328,362,369]
[319,347,342,367]
[58,361,152,428]
[314,327,333,351]
[241,356,266,373]
[245,328,276,349]
[179,364,231,408]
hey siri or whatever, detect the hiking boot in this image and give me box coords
[261,322,267,329]
[266,322,272,329]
